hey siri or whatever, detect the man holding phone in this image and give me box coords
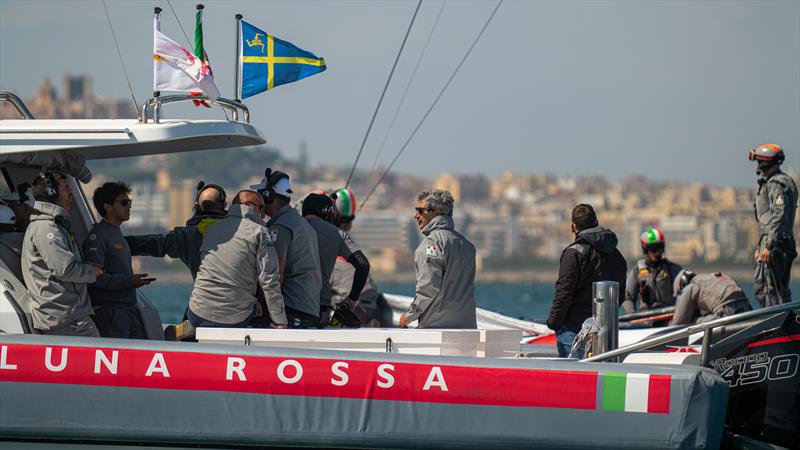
[84,182,153,339]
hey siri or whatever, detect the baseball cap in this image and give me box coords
[250,174,293,197]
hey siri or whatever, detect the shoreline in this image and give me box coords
[147,265,758,285]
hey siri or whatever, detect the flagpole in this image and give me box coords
[153,7,161,100]
[234,14,243,102]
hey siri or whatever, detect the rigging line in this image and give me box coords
[344,0,423,189]
[101,0,140,117]
[362,0,503,207]
[367,0,448,184]
[166,0,194,51]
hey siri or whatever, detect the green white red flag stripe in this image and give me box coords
[602,372,671,414]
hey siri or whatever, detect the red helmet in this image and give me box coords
[748,143,784,164]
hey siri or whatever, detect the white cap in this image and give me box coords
[250,176,293,197]
[0,201,16,226]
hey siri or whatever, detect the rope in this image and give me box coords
[344,0,423,188]
[101,0,140,117]
[166,0,194,51]
[361,0,504,207]
[367,0,448,184]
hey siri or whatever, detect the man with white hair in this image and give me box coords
[400,188,477,329]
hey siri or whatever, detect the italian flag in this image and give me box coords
[602,372,671,414]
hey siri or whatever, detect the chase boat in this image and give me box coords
[1,92,797,449]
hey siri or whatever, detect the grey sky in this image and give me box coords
[1,0,798,188]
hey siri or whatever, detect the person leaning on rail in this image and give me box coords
[546,204,627,358]
[400,188,477,329]
[21,172,104,337]
[252,168,322,329]
[670,270,752,325]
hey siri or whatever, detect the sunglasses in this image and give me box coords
[113,199,132,207]
[414,207,431,214]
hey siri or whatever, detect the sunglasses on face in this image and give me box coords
[414,207,432,214]
[114,199,132,207]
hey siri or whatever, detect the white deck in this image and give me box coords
[196,328,522,358]
[0,118,265,158]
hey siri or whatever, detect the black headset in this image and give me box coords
[38,172,60,204]
[193,181,227,213]
[261,168,290,205]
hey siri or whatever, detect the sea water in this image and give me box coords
[140,280,791,325]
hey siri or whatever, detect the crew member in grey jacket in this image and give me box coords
[252,169,322,328]
[187,190,287,328]
[400,189,477,329]
[302,193,370,326]
[749,144,798,307]
[83,182,151,338]
[22,172,103,336]
[670,271,752,325]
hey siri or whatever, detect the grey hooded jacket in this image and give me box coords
[755,170,798,250]
[189,205,287,325]
[406,215,477,329]
[22,201,97,330]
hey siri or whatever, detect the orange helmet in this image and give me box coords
[748,143,785,164]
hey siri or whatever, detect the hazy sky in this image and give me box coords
[1,0,798,188]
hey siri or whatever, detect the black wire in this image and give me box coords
[167,0,194,51]
[367,0,448,183]
[344,0,423,189]
[362,0,503,207]
[101,0,140,117]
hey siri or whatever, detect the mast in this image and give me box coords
[153,7,162,100]
[234,14,243,102]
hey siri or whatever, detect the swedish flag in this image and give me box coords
[240,21,326,99]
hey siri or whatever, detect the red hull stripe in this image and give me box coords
[647,374,671,414]
[0,343,597,410]
[746,333,800,349]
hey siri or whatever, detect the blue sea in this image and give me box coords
[139,280,790,325]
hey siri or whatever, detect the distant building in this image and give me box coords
[1,73,136,120]
[434,173,489,203]
[349,212,421,254]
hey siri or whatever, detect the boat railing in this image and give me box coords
[582,300,800,365]
[0,91,34,119]
[140,94,251,124]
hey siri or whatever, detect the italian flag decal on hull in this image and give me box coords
[602,372,671,414]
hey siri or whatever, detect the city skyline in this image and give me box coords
[1,1,798,188]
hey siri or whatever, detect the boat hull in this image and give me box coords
[0,334,728,449]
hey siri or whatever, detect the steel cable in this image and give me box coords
[366,0,448,184]
[361,0,503,207]
[344,0,423,188]
[101,0,140,117]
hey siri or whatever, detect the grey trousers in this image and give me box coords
[754,245,796,308]
[37,317,101,337]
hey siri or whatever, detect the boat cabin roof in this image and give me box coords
[0,118,265,160]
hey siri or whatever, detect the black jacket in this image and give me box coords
[547,226,627,332]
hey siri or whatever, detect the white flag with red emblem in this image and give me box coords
[153,19,219,101]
